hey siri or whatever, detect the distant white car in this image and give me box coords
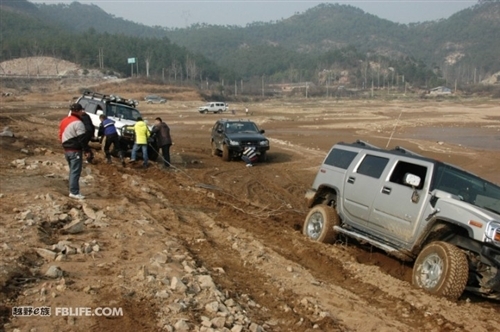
[429,86,452,95]
[145,95,167,104]
[198,102,228,114]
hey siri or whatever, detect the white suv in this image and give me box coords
[75,90,159,160]
[198,102,228,114]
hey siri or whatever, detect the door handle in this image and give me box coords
[382,186,392,194]
[347,176,355,184]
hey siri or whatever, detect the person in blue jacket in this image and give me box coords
[98,114,125,166]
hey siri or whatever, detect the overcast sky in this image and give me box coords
[30,0,478,28]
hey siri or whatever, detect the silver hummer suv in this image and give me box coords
[303,140,500,300]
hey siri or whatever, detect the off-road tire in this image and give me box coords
[211,141,219,157]
[303,204,339,243]
[412,241,468,300]
[222,145,230,161]
[259,151,267,162]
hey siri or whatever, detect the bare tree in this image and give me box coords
[171,60,181,82]
[144,49,152,78]
[22,49,31,77]
[30,42,45,77]
[51,46,63,75]
[185,56,198,82]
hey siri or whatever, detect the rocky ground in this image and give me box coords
[0,79,500,332]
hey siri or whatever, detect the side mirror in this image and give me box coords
[404,173,421,187]
[260,129,265,134]
[404,173,421,203]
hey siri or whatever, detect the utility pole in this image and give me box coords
[326,76,329,98]
[262,75,264,97]
[98,48,104,69]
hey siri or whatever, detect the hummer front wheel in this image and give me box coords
[412,241,468,300]
[303,204,339,243]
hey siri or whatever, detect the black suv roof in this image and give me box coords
[215,118,255,124]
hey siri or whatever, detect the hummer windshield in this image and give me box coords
[433,163,500,215]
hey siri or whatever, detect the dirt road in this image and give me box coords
[1,89,499,332]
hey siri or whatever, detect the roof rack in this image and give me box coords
[392,146,422,157]
[354,140,380,149]
[82,90,139,107]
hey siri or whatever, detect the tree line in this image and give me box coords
[1,0,498,96]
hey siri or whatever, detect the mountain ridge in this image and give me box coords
[1,0,499,87]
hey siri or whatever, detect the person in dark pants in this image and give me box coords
[59,103,88,200]
[152,117,172,168]
[79,110,95,163]
[98,114,125,166]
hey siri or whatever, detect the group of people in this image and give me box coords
[59,102,258,201]
[128,116,172,169]
[59,103,173,200]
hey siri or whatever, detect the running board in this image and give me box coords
[333,226,413,261]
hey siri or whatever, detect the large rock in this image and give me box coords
[45,265,63,278]
[62,219,85,234]
[35,248,57,261]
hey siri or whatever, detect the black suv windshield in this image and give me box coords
[225,122,259,134]
[433,164,500,214]
[107,104,141,121]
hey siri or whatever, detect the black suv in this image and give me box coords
[211,119,270,162]
[76,90,158,161]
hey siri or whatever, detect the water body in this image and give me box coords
[402,127,500,151]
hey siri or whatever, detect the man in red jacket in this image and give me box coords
[59,103,88,199]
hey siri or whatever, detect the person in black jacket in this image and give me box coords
[79,110,95,163]
[151,117,172,168]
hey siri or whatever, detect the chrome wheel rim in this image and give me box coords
[419,253,443,289]
[306,211,324,240]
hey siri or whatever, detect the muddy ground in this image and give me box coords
[1,82,499,332]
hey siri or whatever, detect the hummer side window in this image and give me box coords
[389,161,427,189]
[324,148,357,169]
[356,155,389,179]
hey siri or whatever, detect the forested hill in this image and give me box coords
[1,0,499,87]
[165,5,409,61]
[164,2,500,78]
